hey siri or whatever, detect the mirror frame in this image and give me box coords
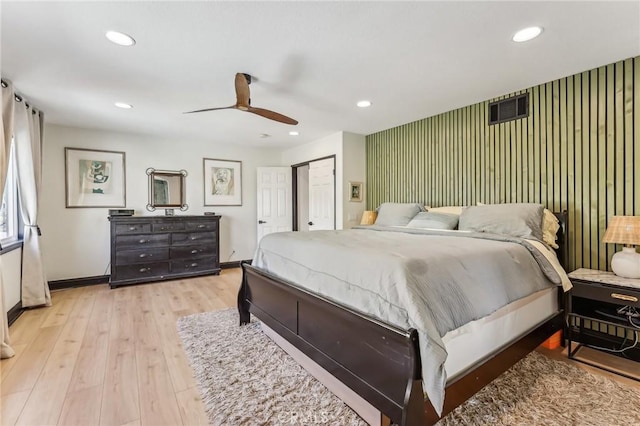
[146,168,188,211]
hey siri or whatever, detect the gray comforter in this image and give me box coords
[252,226,569,415]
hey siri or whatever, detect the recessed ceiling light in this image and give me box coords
[512,26,543,43]
[105,31,136,46]
[289,131,299,136]
[357,100,372,108]
[114,102,133,109]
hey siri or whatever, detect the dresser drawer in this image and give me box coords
[171,257,217,274]
[571,279,640,308]
[115,223,152,235]
[185,221,218,232]
[170,245,216,259]
[172,232,215,245]
[115,248,169,265]
[153,222,186,232]
[115,262,170,281]
[116,234,170,249]
[110,215,220,288]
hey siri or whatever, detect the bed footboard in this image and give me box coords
[238,261,426,425]
[238,262,564,425]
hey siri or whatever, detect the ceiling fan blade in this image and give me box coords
[183,106,236,114]
[247,106,298,125]
[235,73,250,108]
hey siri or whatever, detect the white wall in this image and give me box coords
[341,132,366,229]
[280,131,366,230]
[41,124,281,281]
[1,248,22,311]
[296,165,310,231]
[281,132,345,228]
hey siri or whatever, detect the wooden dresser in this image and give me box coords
[109,215,221,288]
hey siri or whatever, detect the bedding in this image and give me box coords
[542,208,561,249]
[406,211,459,230]
[459,203,544,240]
[252,225,570,415]
[427,205,466,216]
[476,202,560,248]
[374,202,424,226]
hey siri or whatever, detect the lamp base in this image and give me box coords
[611,247,640,279]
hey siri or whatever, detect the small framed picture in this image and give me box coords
[203,158,242,206]
[65,147,126,208]
[349,181,363,202]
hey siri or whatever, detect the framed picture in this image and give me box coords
[65,147,126,208]
[203,158,242,206]
[349,181,363,202]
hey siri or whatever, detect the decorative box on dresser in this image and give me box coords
[567,268,640,379]
[109,215,221,288]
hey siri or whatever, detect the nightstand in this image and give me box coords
[567,268,640,380]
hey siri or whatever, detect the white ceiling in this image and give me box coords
[1,1,639,148]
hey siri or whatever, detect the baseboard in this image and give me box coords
[7,301,23,326]
[220,259,252,270]
[48,275,110,291]
[48,262,247,291]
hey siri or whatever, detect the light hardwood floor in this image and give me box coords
[2,269,638,426]
[2,269,240,426]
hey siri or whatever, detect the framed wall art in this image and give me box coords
[349,181,363,202]
[65,147,126,208]
[203,158,242,206]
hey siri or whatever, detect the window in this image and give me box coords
[0,140,18,248]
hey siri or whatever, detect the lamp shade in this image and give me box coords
[602,216,640,246]
[360,210,378,225]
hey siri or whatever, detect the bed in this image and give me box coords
[238,205,569,425]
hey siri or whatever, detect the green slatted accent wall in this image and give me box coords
[366,56,639,272]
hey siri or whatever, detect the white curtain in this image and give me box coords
[14,96,50,308]
[0,81,16,359]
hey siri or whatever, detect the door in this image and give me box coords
[308,158,335,230]
[257,167,292,243]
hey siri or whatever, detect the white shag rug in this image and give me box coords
[177,308,640,426]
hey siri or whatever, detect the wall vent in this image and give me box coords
[489,93,528,125]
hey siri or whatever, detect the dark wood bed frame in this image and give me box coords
[238,212,568,425]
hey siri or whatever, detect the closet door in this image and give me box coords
[308,158,335,231]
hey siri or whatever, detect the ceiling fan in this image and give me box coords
[184,73,298,125]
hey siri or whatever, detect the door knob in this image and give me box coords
[258,220,267,224]
[308,221,314,226]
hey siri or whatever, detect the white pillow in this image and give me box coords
[428,206,465,216]
[542,209,560,249]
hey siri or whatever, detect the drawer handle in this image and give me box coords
[139,267,151,273]
[197,224,206,229]
[139,253,152,258]
[139,239,147,244]
[191,249,199,254]
[186,263,198,268]
[191,236,197,240]
[128,226,137,231]
[611,293,638,303]
[160,227,167,231]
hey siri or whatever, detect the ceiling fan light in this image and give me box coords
[357,100,372,108]
[115,102,133,109]
[512,26,543,43]
[105,31,136,46]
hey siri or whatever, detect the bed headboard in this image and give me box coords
[553,210,569,270]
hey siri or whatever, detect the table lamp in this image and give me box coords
[360,210,377,225]
[602,216,640,279]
